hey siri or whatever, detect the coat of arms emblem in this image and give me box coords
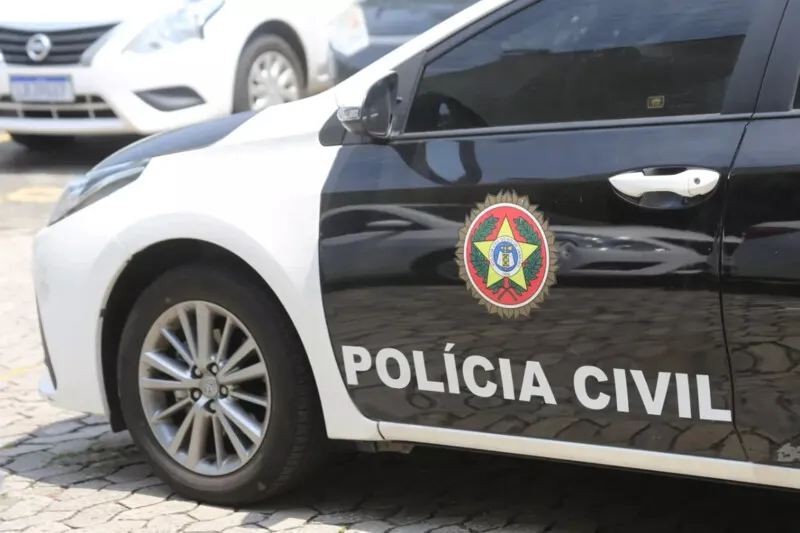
[455,191,558,318]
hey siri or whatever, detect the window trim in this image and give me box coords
[395,113,754,142]
[390,0,786,140]
[752,109,800,119]
[757,0,800,112]
[721,0,789,112]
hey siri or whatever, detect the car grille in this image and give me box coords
[0,94,117,119]
[0,24,117,65]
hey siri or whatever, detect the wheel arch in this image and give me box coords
[99,224,380,441]
[241,19,308,88]
[100,238,298,431]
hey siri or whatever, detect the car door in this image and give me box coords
[723,0,800,468]
[319,0,783,459]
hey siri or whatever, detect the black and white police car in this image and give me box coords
[33,0,800,504]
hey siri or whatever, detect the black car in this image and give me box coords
[328,0,477,83]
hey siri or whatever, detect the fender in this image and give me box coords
[110,211,381,441]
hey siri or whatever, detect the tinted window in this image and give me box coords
[406,0,756,132]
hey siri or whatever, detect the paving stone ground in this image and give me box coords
[3,140,800,533]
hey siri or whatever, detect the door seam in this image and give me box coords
[717,120,752,460]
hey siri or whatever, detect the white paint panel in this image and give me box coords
[32,90,380,439]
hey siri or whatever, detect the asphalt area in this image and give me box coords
[1,136,800,533]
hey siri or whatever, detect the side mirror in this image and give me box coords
[337,72,398,139]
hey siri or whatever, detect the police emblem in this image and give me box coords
[456,191,558,318]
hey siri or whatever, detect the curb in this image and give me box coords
[0,132,9,143]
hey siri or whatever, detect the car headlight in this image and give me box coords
[48,159,149,226]
[329,2,370,57]
[124,0,224,54]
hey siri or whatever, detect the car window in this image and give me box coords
[405,0,758,133]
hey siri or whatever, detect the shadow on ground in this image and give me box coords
[3,415,800,533]
[0,136,141,175]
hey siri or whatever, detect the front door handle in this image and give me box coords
[609,168,720,198]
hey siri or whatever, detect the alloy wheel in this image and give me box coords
[138,301,272,476]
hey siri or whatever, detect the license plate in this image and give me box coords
[9,76,75,103]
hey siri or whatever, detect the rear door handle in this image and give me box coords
[609,168,720,198]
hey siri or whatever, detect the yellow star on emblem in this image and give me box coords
[474,216,539,289]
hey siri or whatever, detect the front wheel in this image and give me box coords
[117,262,327,505]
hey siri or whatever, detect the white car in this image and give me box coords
[0,0,350,150]
[31,0,800,507]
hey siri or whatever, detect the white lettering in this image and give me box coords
[342,345,372,385]
[442,343,461,394]
[613,368,629,412]
[412,350,445,393]
[376,348,411,389]
[631,370,671,416]
[519,361,556,404]
[574,365,609,410]
[463,355,496,398]
[342,343,732,424]
[498,359,516,400]
[675,373,692,419]
[696,375,732,422]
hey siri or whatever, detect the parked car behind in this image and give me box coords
[328,0,476,84]
[0,0,350,150]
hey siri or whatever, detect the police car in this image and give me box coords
[32,0,800,505]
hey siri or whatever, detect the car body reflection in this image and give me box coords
[725,221,800,280]
[319,204,714,285]
[556,225,712,277]
[319,204,463,285]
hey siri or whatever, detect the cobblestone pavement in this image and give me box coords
[3,140,800,533]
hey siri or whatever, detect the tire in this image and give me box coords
[10,134,75,151]
[232,33,306,113]
[117,262,328,505]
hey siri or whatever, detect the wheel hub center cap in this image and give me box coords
[200,376,219,398]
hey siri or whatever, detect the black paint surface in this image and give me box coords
[722,117,800,467]
[320,122,746,459]
[316,0,800,468]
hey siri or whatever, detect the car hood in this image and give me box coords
[217,90,344,147]
[0,0,185,27]
[94,111,258,171]
[95,90,340,171]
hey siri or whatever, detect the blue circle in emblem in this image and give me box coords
[492,241,519,273]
